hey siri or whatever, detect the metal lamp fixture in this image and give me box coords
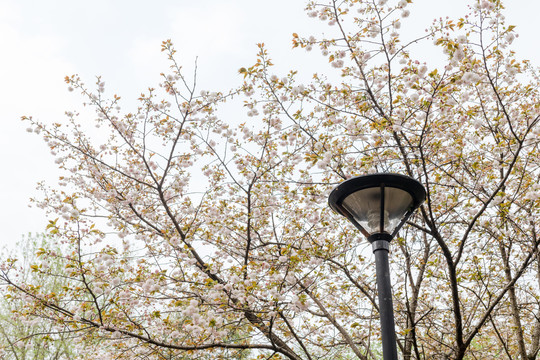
[328,173,426,241]
[328,173,426,360]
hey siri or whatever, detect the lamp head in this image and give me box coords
[328,173,426,242]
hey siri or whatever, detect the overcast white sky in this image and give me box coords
[0,0,538,250]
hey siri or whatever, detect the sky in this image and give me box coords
[0,0,539,250]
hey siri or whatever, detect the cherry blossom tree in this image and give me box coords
[2,0,540,359]
[0,236,75,359]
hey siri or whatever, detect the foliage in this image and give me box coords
[0,235,75,359]
[2,0,540,359]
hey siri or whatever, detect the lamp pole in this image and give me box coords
[371,235,398,359]
[328,173,426,360]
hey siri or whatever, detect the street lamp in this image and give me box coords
[328,173,426,360]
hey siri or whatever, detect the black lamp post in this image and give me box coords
[328,173,426,360]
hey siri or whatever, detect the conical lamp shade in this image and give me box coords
[329,173,426,240]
